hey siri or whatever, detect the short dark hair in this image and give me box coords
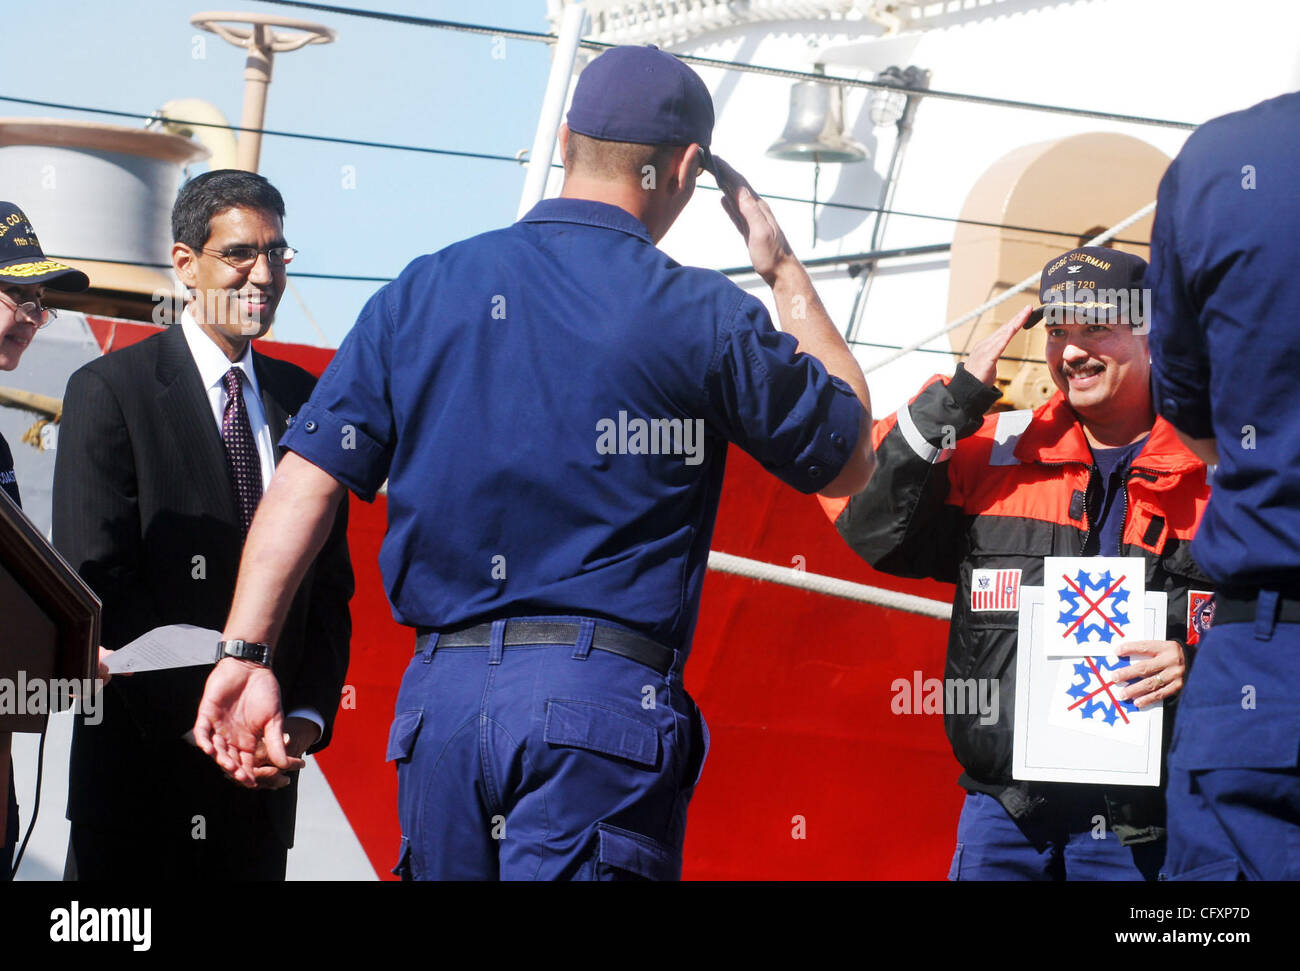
[564,131,683,183]
[172,169,286,249]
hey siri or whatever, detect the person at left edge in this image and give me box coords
[52,171,353,880]
[0,202,98,880]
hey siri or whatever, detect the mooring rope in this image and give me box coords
[707,550,952,620]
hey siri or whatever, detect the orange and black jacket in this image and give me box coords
[822,365,1213,842]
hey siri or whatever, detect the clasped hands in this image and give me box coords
[193,657,313,790]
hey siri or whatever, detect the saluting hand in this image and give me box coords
[712,156,795,286]
[964,306,1033,386]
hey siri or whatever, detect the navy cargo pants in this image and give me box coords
[387,616,709,880]
[1164,597,1300,880]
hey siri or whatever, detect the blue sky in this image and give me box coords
[7,0,555,346]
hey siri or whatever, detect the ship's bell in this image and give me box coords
[766,82,868,163]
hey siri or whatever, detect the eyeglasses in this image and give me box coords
[199,245,298,270]
[0,289,56,328]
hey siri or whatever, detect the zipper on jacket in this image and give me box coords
[1081,464,1098,555]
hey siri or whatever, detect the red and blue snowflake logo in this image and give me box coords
[1056,568,1131,645]
[1066,655,1138,726]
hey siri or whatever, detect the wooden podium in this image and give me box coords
[0,488,100,732]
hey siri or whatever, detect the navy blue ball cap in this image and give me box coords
[1024,245,1147,328]
[567,45,714,149]
[0,201,89,291]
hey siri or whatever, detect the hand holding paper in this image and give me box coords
[101,624,222,674]
[1114,639,1186,708]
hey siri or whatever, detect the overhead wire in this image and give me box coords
[0,92,1151,252]
[253,0,1199,131]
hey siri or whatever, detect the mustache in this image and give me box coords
[1061,360,1105,378]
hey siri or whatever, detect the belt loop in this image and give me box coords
[419,631,439,663]
[572,618,595,660]
[489,619,506,665]
[1254,590,1279,641]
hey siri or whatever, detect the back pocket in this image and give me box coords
[544,699,660,769]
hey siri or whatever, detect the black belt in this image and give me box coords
[415,620,674,676]
[1212,588,1300,626]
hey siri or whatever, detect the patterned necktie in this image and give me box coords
[221,367,262,538]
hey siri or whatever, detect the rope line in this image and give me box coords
[863,201,1158,374]
[708,550,952,620]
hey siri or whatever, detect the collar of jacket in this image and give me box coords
[1014,391,1204,482]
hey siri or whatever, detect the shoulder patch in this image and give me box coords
[989,409,1034,466]
[971,568,1022,611]
[1186,590,1215,645]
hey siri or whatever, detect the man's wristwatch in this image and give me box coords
[216,639,272,667]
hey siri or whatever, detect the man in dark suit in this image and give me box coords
[53,170,352,880]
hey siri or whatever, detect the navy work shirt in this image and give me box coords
[283,198,863,652]
[1149,92,1300,587]
[1084,436,1147,557]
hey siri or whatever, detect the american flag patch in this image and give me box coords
[971,568,1022,611]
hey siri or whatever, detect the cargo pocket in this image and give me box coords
[947,843,964,881]
[1171,705,1300,771]
[391,835,414,881]
[386,710,423,763]
[1166,857,1244,881]
[544,699,660,769]
[591,822,682,881]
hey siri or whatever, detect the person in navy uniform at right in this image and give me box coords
[0,202,90,879]
[1148,91,1300,881]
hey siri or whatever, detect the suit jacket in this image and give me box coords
[53,323,353,848]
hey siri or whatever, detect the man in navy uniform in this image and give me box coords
[1149,91,1300,881]
[190,45,874,879]
[0,202,90,879]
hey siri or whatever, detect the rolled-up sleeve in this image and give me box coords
[705,292,863,494]
[1149,160,1215,440]
[281,288,396,501]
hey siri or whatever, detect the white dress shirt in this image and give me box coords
[179,309,323,741]
[180,308,276,493]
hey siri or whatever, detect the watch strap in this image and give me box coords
[216,639,272,667]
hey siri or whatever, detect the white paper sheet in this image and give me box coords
[1041,556,1146,657]
[1013,587,1166,786]
[102,625,221,674]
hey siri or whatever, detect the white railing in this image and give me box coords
[550,1,1074,45]
[551,0,861,46]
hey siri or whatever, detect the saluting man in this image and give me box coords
[193,45,874,880]
[823,247,1211,880]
